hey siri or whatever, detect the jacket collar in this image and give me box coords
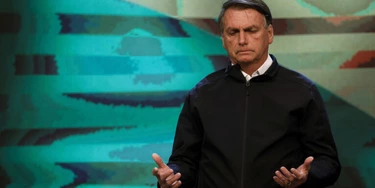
[225,54,280,82]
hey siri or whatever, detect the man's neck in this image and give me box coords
[236,54,269,75]
[240,61,263,76]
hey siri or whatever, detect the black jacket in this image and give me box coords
[167,55,341,188]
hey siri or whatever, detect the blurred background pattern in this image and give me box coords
[0,0,374,187]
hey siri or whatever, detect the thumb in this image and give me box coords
[152,153,167,168]
[303,156,314,171]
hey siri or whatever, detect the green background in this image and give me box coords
[0,0,374,187]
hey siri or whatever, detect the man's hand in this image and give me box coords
[152,153,182,188]
[273,156,314,188]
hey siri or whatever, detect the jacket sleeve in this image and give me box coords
[300,85,341,188]
[166,89,203,187]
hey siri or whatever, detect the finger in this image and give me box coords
[160,168,174,181]
[273,176,284,187]
[303,156,314,170]
[280,167,295,182]
[164,173,175,185]
[152,153,167,168]
[291,168,303,180]
[171,180,182,188]
[275,170,289,185]
[152,167,159,177]
[166,173,181,185]
[166,173,181,182]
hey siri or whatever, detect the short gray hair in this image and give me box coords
[218,0,273,34]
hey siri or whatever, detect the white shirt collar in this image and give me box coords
[232,54,273,82]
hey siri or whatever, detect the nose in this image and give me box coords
[238,31,247,46]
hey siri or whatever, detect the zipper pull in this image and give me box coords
[246,81,250,86]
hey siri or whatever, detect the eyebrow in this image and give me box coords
[226,25,258,32]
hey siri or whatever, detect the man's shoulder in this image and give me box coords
[277,65,315,89]
[187,68,227,97]
[195,68,227,88]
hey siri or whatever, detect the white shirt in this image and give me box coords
[232,54,273,82]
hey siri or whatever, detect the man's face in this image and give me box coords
[221,8,273,65]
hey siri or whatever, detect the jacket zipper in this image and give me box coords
[241,80,250,187]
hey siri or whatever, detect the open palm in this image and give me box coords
[273,156,314,188]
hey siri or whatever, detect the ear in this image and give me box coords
[268,24,274,44]
[221,35,227,50]
[221,35,225,48]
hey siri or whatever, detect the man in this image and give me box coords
[151,0,341,187]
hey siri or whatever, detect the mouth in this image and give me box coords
[236,50,253,54]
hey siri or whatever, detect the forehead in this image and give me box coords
[222,8,264,28]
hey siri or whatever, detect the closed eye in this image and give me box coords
[245,27,258,33]
[227,29,239,36]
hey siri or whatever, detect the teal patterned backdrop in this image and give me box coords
[0,0,374,187]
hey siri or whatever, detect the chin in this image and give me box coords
[236,57,255,64]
